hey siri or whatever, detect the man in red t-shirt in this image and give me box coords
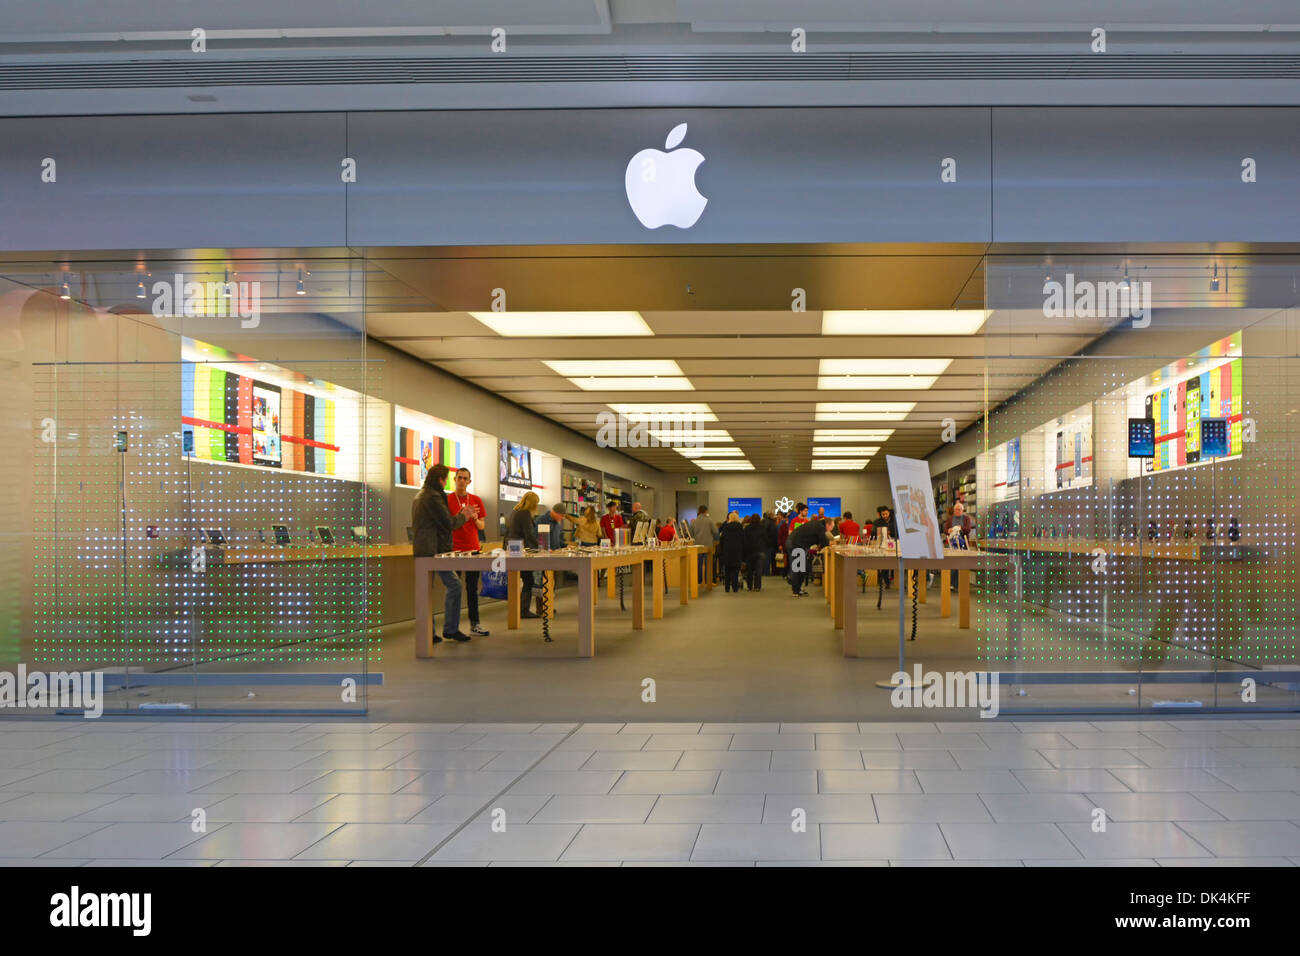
[838,510,861,542]
[447,466,489,636]
[600,500,625,542]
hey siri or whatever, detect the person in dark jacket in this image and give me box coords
[873,504,900,588]
[787,517,831,596]
[412,463,479,642]
[762,512,779,575]
[717,511,746,593]
[742,514,767,591]
[504,492,542,618]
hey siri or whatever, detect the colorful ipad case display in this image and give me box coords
[394,426,462,489]
[1144,340,1243,474]
[182,363,339,475]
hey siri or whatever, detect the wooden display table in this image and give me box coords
[221,543,412,564]
[415,548,667,659]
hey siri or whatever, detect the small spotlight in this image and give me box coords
[1210,263,1220,292]
[136,280,147,299]
[295,267,306,295]
[59,278,70,300]
[223,268,233,298]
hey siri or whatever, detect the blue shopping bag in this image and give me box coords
[480,568,508,600]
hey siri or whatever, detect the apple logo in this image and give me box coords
[625,123,708,229]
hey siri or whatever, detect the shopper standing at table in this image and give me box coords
[575,505,602,547]
[718,510,746,593]
[600,500,625,543]
[838,510,861,543]
[689,506,718,584]
[742,514,767,591]
[872,504,899,588]
[447,466,490,636]
[628,501,652,544]
[787,516,831,597]
[413,463,480,642]
[538,502,574,551]
[504,492,541,619]
[762,512,779,575]
[657,518,677,543]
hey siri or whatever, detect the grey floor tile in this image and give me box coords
[212,733,322,751]
[1085,792,1223,822]
[873,794,992,823]
[647,794,765,824]
[74,793,209,823]
[763,794,879,823]
[84,859,218,867]
[408,794,548,825]
[821,823,951,860]
[816,734,901,751]
[95,770,237,793]
[619,723,703,735]
[818,771,921,794]
[899,733,990,750]
[612,771,719,795]
[453,723,541,734]
[952,750,1054,770]
[916,770,1026,794]
[528,751,594,772]
[564,823,699,862]
[204,793,335,823]
[982,733,1075,750]
[1088,721,1177,733]
[860,751,959,771]
[1220,748,1300,767]
[291,770,426,794]
[1156,857,1295,867]
[291,751,411,772]
[1108,768,1232,792]
[507,771,622,795]
[770,751,865,771]
[581,751,682,771]
[193,769,330,794]
[715,771,818,794]
[1141,731,1251,749]
[780,722,859,734]
[184,750,325,772]
[676,750,771,771]
[857,722,938,734]
[378,733,474,752]
[978,793,1099,823]
[289,793,437,823]
[214,859,349,867]
[1061,732,1156,749]
[531,795,657,824]
[296,822,457,860]
[1188,790,1300,821]
[935,721,1018,734]
[701,723,779,734]
[694,824,820,861]
[0,769,137,792]
[1175,821,1300,857]
[1038,749,1148,769]
[644,734,732,751]
[535,723,579,734]
[941,823,1080,860]
[43,821,207,859]
[0,792,126,821]
[398,771,521,795]
[1013,769,1129,792]
[1207,767,1300,791]
[477,751,549,772]
[294,732,404,751]
[1126,748,1243,769]
[22,750,159,771]
[463,733,567,752]
[431,824,579,862]
[558,734,649,752]
[1024,858,1159,867]
[171,822,341,859]
[0,820,108,856]
[378,723,465,734]
[1058,821,1213,859]
[730,733,813,751]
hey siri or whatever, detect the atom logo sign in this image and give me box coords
[774,497,794,514]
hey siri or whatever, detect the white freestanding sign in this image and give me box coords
[886,455,943,559]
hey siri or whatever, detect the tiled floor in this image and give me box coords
[0,716,1296,866]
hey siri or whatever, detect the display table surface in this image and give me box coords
[219,543,412,564]
[826,546,1012,658]
[414,546,695,659]
[981,538,1265,563]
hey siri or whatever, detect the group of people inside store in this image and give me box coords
[413,461,978,641]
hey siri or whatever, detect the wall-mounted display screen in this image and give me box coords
[394,408,474,490]
[182,347,341,477]
[1144,355,1242,472]
[1006,439,1020,486]
[1128,418,1156,458]
[1201,417,1229,458]
[726,497,763,518]
[806,497,841,517]
[499,440,534,490]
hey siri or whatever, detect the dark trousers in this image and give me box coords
[723,563,741,592]
[462,569,480,625]
[747,552,767,590]
[519,570,535,613]
[789,569,808,594]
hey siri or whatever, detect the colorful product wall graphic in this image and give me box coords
[1146,357,1243,473]
[182,363,339,475]
[395,426,462,489]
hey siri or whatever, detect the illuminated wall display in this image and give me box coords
[393,407,473,490]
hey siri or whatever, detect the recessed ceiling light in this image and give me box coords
[609,403,717,422]
[819,359,951,376]
[676,447,744,458]
[696,460,755,471]
[815,402,915,422]
[818,375,941,390]
[545,360,682,377]
[571,377,693,391]
[812,446,879,455]
[821,310,989,336]
[811,460,869,470]
[470,312,652,337]
[814,429,895,441]
[649,429,733,442]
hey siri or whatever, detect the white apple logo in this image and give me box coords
[625,123,708,229]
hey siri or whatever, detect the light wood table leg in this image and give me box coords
[918,568,927,604]
[834,558,846,631]
[652,556,664,619]
[415,563,435,658]
[842,561,859,657]
[607,566,616,599]
[679,552,690,605]
[577,567,595,657]
[507,571,520,630]
[941,569,952,618]
[866,569,877,588]
[824,550,834,608]
[543,570,556,619]
[592,568,599,606]
[631,559,644,629]
[959,569,971,628]
[689,553,699,599]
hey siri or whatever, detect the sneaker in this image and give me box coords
[432,634,443,644]
[470,624,490,636]
[520,610,540,619]
[443,631,471,642]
